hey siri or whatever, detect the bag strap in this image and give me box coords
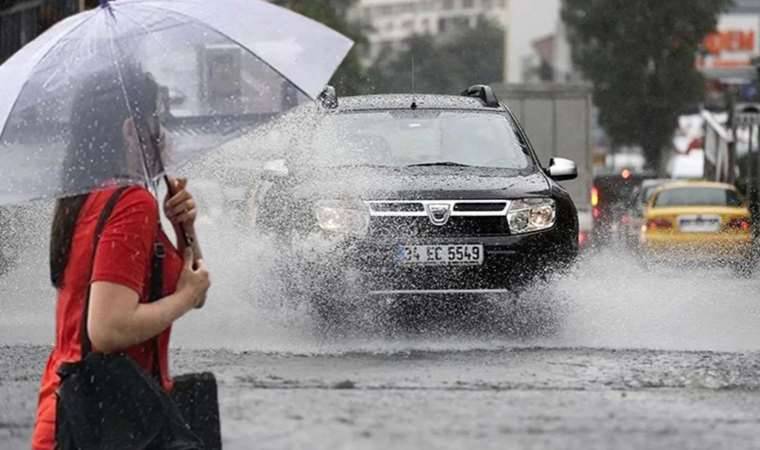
[80,187,165,379]
[80,187,129,358]
[149,238,165,379]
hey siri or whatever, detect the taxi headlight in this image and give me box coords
[314,201,369,236]
[507,198,557,234]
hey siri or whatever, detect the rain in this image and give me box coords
[3,1,760,449]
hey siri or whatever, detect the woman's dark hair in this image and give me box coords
[50,64,160,287]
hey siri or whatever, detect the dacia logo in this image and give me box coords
[427,203,451,226]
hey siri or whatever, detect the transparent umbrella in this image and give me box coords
[0,0,352,205]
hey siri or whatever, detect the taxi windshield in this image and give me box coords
[653,187,744,207]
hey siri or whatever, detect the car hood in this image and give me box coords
[290,166,551,201]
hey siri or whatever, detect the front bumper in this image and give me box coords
[289,227,576,296]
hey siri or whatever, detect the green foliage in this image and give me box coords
[562,0,731,169]
[273,0,369,95]
[368,18,504,95]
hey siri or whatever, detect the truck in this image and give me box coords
[492,83,595,249]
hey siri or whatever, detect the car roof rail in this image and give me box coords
[461,84,500,107]
[318,85,338,109]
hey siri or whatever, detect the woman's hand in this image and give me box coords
[88,248,210,352]
[176,248,211,309]
[164,177,197,228]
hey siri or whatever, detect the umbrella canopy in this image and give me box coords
[0,0,352,205]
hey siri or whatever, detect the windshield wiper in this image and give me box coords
[406,161,473,167]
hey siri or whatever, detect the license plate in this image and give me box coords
[398,244,484,266]
[678,215,721,233]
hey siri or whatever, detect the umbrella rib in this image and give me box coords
[109,3,191,38]
[122,1,312,101]
[0,12,97,139]
[105,20,156,189]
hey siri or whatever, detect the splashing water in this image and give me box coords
[2,121,759,355]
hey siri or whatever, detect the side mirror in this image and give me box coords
[262,159,289,179]
[548,157,577,181]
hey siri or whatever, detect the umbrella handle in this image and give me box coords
[163,175,195,247]
[163,175,206,309]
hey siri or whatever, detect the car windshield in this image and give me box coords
[306,110,531,169]
[653,187,743,207]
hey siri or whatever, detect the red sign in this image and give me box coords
[703,30,756,54]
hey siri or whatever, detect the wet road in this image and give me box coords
[2,212,760,449]
[3,345,760,449]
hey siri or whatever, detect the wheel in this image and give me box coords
[0,208,21,277]
[309,290,368,336]
[487,287,564,338]
[0,251,13,276]
[731,258,755,279]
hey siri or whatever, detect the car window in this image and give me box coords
[640,187,653,205]
[640,185,663,206]
[653,187,744,207]
[307,110,531,169]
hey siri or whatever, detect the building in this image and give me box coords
[349,0,510,64]
[505,0,560,82]
[517,18,579,84]
[0,0,87,63]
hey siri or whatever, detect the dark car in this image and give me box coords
[253,86,579,321]
[618,178,671,249]
[591,171,654,244]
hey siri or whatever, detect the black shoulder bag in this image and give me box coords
[55,188,219,450]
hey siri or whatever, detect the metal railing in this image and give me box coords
[702,105,760,240]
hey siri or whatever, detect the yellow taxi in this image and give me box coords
[639,181,753,274]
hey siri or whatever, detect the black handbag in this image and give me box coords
[171,373,222,450]
[54,187,219,450]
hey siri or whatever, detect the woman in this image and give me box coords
[31,66,211,449]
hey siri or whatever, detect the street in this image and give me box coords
[3,344,760,450]
[2,219,760,449]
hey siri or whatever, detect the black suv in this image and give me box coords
[253,86,579,319]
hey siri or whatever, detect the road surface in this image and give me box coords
[2,213,760,449]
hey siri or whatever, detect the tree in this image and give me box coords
[562,0,731,170]
[368,18,504,95]
[273,0,370,95]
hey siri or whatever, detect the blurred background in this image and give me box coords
[4,0,760,250]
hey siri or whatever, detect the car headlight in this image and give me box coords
[507,198,556,234]
[314,201,369,236]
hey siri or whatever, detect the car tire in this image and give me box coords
[310,290,375,336]
[304,270,358,333]
[310,293,341,327]
[0,250,13,276]
[0,209,21,277]
[488,288,564,338]
[731,258,755,279]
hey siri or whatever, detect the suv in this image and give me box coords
[253,86,579,320]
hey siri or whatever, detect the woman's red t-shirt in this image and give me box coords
[31,186,184,450]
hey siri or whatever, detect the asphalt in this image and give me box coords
[3,345,760,450]
[3,213,760,449]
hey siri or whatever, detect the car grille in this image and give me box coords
[366,200,510,238]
